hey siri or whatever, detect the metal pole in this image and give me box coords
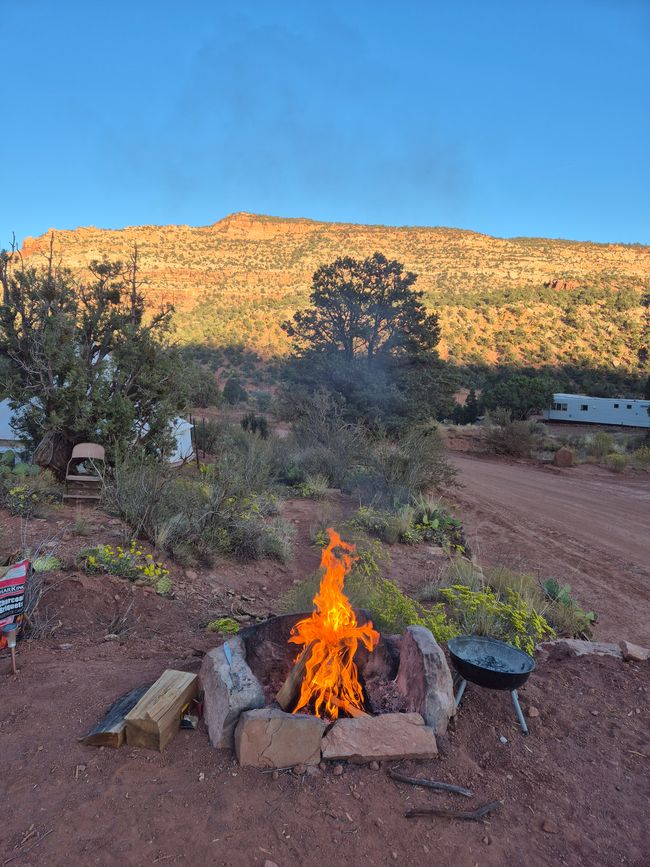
[511,690,529,735]
[454,678,468,707]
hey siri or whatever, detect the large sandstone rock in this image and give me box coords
[619,640,650,662]
[553,447,574,468]
[537,639,622,660]
[321,712,437,763]
[235,707,327,768]
[395,626,455,735]
[199,637,265,749]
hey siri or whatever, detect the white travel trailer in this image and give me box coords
[544,393,650,428]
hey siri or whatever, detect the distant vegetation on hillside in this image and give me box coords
[20,213,649,391]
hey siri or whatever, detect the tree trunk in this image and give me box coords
[32,431,73,479]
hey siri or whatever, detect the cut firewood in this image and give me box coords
[329,695,371,718]
[80,684,151,748]
[276,641,315,711]
[388,769,473,797]
[125,670,198,751]
[405,800,502,821]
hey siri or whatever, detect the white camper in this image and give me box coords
[544,393,650,428]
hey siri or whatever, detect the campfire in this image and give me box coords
[199,526,457,768]
[284,529,379,720]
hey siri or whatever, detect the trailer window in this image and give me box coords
[626,404,632,409]
[552,402,568,411]
[580,404,588,411]
[614,403,619,409]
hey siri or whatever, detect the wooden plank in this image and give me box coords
[81,684,150,749]
[276,641,315,711]
[125,670,198,751]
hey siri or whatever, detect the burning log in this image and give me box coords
[328,695,371,719]
[276,641,316,711]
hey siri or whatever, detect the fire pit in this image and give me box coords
[199,529,457,768]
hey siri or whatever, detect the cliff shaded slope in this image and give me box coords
[21,213,649,371]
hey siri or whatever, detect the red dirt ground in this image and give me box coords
[1,468,649,866]
[450,455,650,646]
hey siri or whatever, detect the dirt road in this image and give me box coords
[450,455,650,645]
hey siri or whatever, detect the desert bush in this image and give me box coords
[106,447,293,565]
[631,446,650,467]
[345,424,455,506]
[32,555,62,572]
[429,559,593,643]
[351,496,467,552]
[589,431,614,459]
[223,376,248,405]
[483,416,536,457]
[542,578,595,639]
[439,584,554,654]
[296,473,329,499]
[193,419,229,454]
[0,468,59,517]
[241,411,269,439]
[605,453,628,473]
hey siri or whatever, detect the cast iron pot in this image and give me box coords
[448,635,535,691]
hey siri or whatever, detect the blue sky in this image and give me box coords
[1,0,649,246]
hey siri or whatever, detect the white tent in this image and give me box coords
[168,417,195,465]
[0,400,22,452]
[1,400,194,463]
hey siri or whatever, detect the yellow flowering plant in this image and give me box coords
[82,540,171,594]
[440,584,555,655]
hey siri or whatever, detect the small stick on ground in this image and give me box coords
[388,769,473,797]
[406,801,502,822]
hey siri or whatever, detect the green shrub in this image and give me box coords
[106,446,294,565]
[241,411,269,439]
[605,453,628,473]
[32,555,62,573]
[631,446,650,467]
[351,497,467,552]
[296,473,329,499]
[281,537,457,642]
[483,418,535,457]
[0,469,59,517]
[589,431,614,459]
[542,578,595,639]
[207,617,240,634]
[440,584,555,654]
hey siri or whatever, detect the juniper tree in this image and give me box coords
[0,239,186,472]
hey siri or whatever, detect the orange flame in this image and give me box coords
[289,528,379,720]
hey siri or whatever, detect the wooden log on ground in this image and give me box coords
[81,684,151,748]
[125,670,198,751]
[388,769,473,797]
[276,641,315,711]
[405,801,502,821]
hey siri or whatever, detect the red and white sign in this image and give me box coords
[0,559,29,648]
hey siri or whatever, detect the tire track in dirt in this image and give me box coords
[449,455,650,645]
